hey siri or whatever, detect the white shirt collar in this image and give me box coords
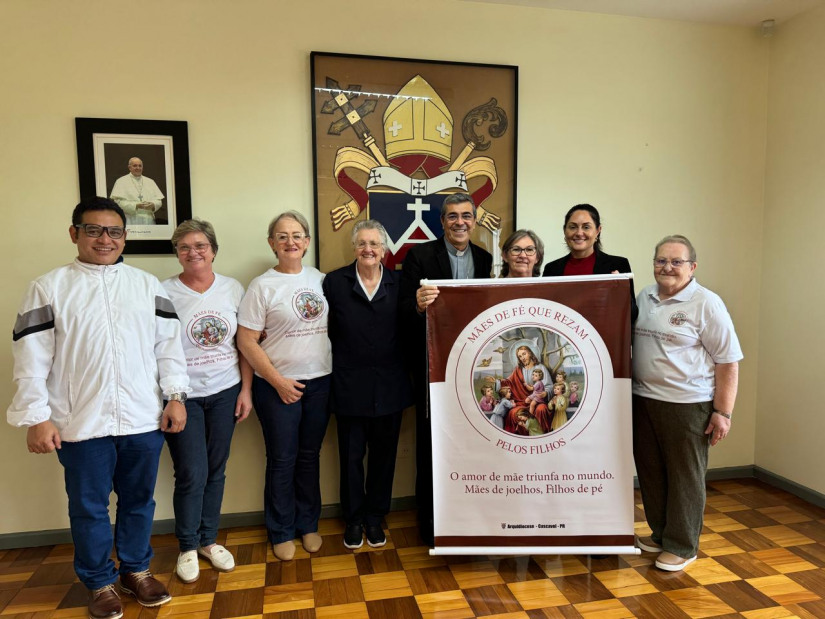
[355,263,383,301]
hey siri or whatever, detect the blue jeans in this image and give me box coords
[253,374,330,545]
[56,430,164,589]
[164,383,240,552]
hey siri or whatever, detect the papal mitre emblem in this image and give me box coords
[323,69,505,270]
[383,75,453,162]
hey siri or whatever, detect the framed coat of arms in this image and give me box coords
[310,52,517,274]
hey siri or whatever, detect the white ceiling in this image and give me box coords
[461,0,823,27]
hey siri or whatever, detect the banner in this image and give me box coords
[426,275,637,555]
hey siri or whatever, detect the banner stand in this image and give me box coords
[426,275,638,556]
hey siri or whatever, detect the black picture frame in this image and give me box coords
[310,51,518,274]
[75,117,192,254]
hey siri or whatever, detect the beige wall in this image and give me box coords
[757,5,825,493]
[0,0,769,534]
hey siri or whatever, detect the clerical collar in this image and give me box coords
[444,237,468,257]
[444,236,474,279]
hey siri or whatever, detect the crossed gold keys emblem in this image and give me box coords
[319,74,508,237]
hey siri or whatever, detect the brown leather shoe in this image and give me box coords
[88,584,123,619]
[119,570,171,607]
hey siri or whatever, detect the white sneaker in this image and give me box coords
[655,551,697,572]
[198,544,235,572]
[176,550,200,583]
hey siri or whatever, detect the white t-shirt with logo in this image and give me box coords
[237,266,331,380]
[162,273,244,398]
[632,279,743,403]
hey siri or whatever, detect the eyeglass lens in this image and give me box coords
[78,224,125,239]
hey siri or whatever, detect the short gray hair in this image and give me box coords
[171,219,219,256]
[440,193,476,218]
[351,219,389,250]
[268,210,311,239]
[500,229,544,277]
[654,234,696,262]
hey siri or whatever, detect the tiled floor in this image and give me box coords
[2,478,825,617]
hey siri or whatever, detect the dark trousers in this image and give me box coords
[164,383,240,552]
[252,374,330,545]
[336,411,403,527]
[412,370,433,540]
[632,395,712,559]
[56,430,164,589]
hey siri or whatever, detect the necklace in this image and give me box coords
[130,175,144,201]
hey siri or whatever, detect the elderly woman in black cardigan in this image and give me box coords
[323,219,413,550]
[543,204,638,322]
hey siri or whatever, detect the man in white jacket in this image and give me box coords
[8,197,189,619]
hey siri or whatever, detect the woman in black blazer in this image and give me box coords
[323,219,413,551]
[542,204,638,322]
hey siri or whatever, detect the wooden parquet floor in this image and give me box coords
[2,478,825,618]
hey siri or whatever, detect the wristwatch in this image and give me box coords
[168,392,188,403]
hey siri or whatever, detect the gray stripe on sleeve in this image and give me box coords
[155,295,179,320]
[12,305,55,341]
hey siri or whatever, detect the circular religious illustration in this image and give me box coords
[189,315,229,349]
[293,291,325,322]
[472,327,586,437]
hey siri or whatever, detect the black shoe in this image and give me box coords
[343,523,363,549]
[365,525,386,548]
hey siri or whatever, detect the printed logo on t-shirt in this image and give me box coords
[293,290,326,322]
[668,311,688,327]
[189,314,230,349]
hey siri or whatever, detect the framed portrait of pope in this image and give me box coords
[75,117,192,254]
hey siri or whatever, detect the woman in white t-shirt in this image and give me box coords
[162,219,253,584]
[237,211,332,562]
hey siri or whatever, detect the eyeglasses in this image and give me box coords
[74,224,125,239]
[355,241,383,250]
[653,258,692,268]
[177,243,212,254]
[508,246,537,256]
[444,213,475,223]
[273,232,308,243]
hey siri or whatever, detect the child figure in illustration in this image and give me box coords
[553,368,569,397]
[525,368,547,416]
[568,381,579,408]
[517,410,544,436]
[490,385,514,429]
[549,382,569,431]
[479,385,496,413]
